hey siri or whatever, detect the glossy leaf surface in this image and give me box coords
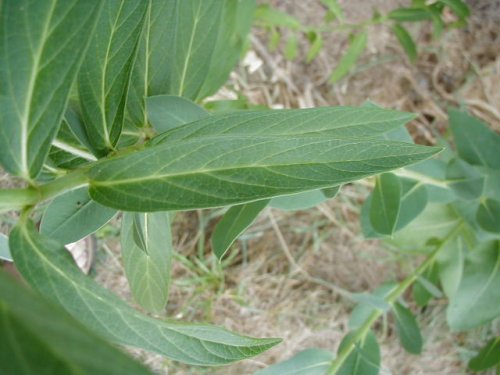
[0,0,101,179]
[78,1,147,156]
[0,271,152,375]
[10,220,281,365]
[40,187,116,245]
[121,212,173,313]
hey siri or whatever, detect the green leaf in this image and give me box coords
[285,34,299,61]
[0,234,11,262]
[396,178,428,231]
[0,0,102,179]
[330,31,367,83]
[469,337,500,372]
[10,220,281,365]
[78,1,148,156]
[448,109,500,169]
[307,31,323,63]
[447,241,500,331]
[349,283,396,330]
[0,270,153,375]
[89,135,439,212]
[370,173,402,235]
[212,200,269,260]
[392,302,423,354]
[392,24,417,62]
[40,187,117,245]
[320,0,345,22]
[146,95,209,133]
[322,185,341,199]
[439,0,470,19]
[413,263,440,306]
[446,158,485,200]
[270,190,328,211]
[151,106,416,145]
[254,348,334,375]
[437,234,467,299]
[388,7,432,22]
[254,5,302,29]
[476,199,500,233]
[121,212,173,313]
[337,331,380,375]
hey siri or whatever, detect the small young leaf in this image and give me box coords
[78,1,148,156]
[330,31,367,83]
[369,173,402,235]
[0,270,153,375]
[255,348,334,375]
[392,302,423,354]
[439,0,470,19]
[146,95,209,133]
[0,234,11,262]
[469,338,500,372]
[447,241,500,331]
[285,34,299,61]
[476,199,500,233]
[320,0,345,22]
[121,212,173,313]
[388,7,432,22]
[337,331,381,375]
[40,187,116,245]
[392,24,417,62]
[307,31,323,63]
[212,200,269,260]
[254,5,302,29]
[0,0,102,179]
[10,220,281,365]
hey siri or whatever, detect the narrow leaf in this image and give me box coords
[122,212,173,313]
[146,95,209,133]
[284,34,299,61]
[151,107,416,145]
[392,302,423,354]
[337,331,381,375]
[212,200,269,260]
[255,348,334,375]
[330,31,367,83]
[476,199,500,233]
[369,173,402,235]
[40,187,116,245]
[447,241,500,331]
[388,7,432,22]
[0,270,152,375]
[439,0,470,19]
[0,234,11,262]
[469,338,500,372]
[413,263,440,307]
[0,0,101,179]
[10,220,281,365]
[89,136,440,212]
[307,31,323,63]
[392,24,417,62]
[78,1,147,156]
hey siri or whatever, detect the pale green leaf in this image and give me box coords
[254,5,302,29]
[437,235,467,299]
[255,348,334,375]
[306,31,323,63]
[78,1,147,156]
[446,158,484,200]
[40,187,116,245]
[10,220,281,365]
[146,95,209,133]
[469,337,500,372]
[337,331,380,375]
[151,106,416,145]
[369,173,402,235]
[270,190,328,211]
[447,241,500,331]
[0,270,152,375]
[330,31,367,83]
[89,135,439,212]
[413,263,440,306]
[285,34,299,61]
[0,0,101,179]
[349,284,395,330]
[392,302,423,354]
[121,212,173,313]
[0,234,11,262]
[212,200,269,260]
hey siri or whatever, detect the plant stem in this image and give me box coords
[326,224,463,375]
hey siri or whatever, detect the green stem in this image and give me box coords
[326,224,463,375]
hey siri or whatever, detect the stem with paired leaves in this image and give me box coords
[326,224,463,375]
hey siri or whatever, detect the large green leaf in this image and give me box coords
[448,109,500,169]
[89,135,439,212]
[369,173,401,235]
[40,187,117,244]
[10,220,280,365]
[121,212,173,313]
[212,200,269,260]
[392,302,423,355]
[0,270,152,375]
[337,331,380,375]
[78,1,147,156]
[151,106,415,145]
[254,348,334,375]
[0,0,101,179]
[447,241,500,331]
